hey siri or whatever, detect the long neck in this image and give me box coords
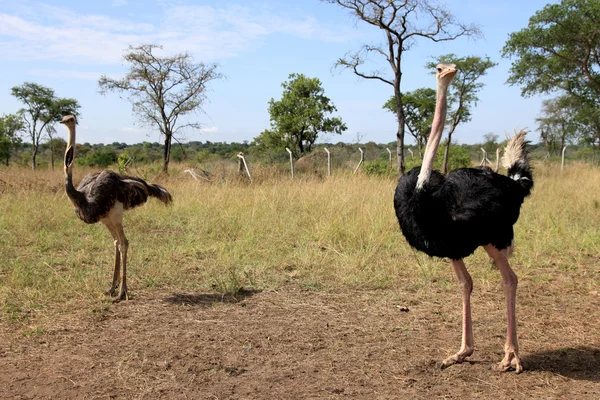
[416,79,449,189]
[64,125,86,206]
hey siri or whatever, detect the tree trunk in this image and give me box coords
[560,121,566,152]
[31,144,37,171]
[50,143,55,170]
[441,139,450,175]
[396,125,405,175]
[442,123,457,175]
[162,133,172,173]
[394,85,405,176]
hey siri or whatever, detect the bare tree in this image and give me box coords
[99,44,223,173]
[323,0,480,175]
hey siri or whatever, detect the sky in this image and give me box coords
[0,0,553,146]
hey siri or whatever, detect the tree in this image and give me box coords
[502,0,600,103]
[323,0,480,175]
[426,54,496,174]
[481,132,499,156]
[0,114,23,166]
[383,88,436,157]
[254,73,347,158]
[43,135,68,170]
[536,96,578,154]
[11,83,80,170]
[569,99,600,147]
[98,44,222,173]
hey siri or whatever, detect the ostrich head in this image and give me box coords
[60,115,77,175]
[435,64,457,86]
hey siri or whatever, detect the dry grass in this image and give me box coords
[1,161,600,398]
[0,161,599,324]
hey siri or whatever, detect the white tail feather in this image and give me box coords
[501,129,529,171]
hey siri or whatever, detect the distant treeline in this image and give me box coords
[6,136,600,172]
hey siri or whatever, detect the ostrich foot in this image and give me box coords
[440,346,474,369]
[114,285,128,302]
[492,350,523,373]
[104,286,118,297]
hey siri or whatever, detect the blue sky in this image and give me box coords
[0,0,552,145]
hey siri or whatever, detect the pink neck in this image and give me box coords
[416,80,449,189]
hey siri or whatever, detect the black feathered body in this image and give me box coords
[65,170,172,224]
[394,165,532,260]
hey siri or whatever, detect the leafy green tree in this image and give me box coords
[11,82,80,170]
[502,0,600,146]
[255,73,347,158]
[570,100,600,147]
[536,96,578,154]
[426,54,496,174]
[99,44,223,174]
[87,148,118,168]
[42,136,67,170]
[481,132,500,156]
[171,144,187,163]
[323,0,480,175]
[503,0,600,102]
[383,88,436,158]
[0,114,23,166]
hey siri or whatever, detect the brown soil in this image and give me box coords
[1,284,599,400]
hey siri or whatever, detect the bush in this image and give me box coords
[86,149,117,168]
[437,145,472,170]
[402,144,473,174]
[363,160,395,177]
[117,152,130,174]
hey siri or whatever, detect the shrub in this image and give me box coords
[363,160,395,177]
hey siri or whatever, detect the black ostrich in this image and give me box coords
[60,115,173,301]
[394,65,533,373]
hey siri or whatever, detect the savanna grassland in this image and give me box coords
[0,162,599,399]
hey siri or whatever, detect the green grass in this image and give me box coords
[1,162,599,323]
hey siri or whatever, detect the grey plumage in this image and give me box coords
[66,171,172,224]
[60,114,172,301]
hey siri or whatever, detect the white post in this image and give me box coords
[386,148,392,168]
[408,148,414,159]
[353,147,364,174]
[237,152,252,182]
[324,148,331,177]
[286,147,294,180]
[480,148,487,167]
[561,145,568,171]
[495,148,501,172]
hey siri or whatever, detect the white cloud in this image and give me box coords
[199,126,218,133]
[112,0,127,6]
[0,2,350,66]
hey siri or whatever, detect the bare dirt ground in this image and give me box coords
[1,282,599,400]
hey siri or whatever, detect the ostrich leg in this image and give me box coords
[484,245,523,373]
[115,222,129,301]
[102,222,121,296]
[441,259,474,368]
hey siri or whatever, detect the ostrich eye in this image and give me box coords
[437,68,442,73]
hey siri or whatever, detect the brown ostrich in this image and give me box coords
[60,115,173,300]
